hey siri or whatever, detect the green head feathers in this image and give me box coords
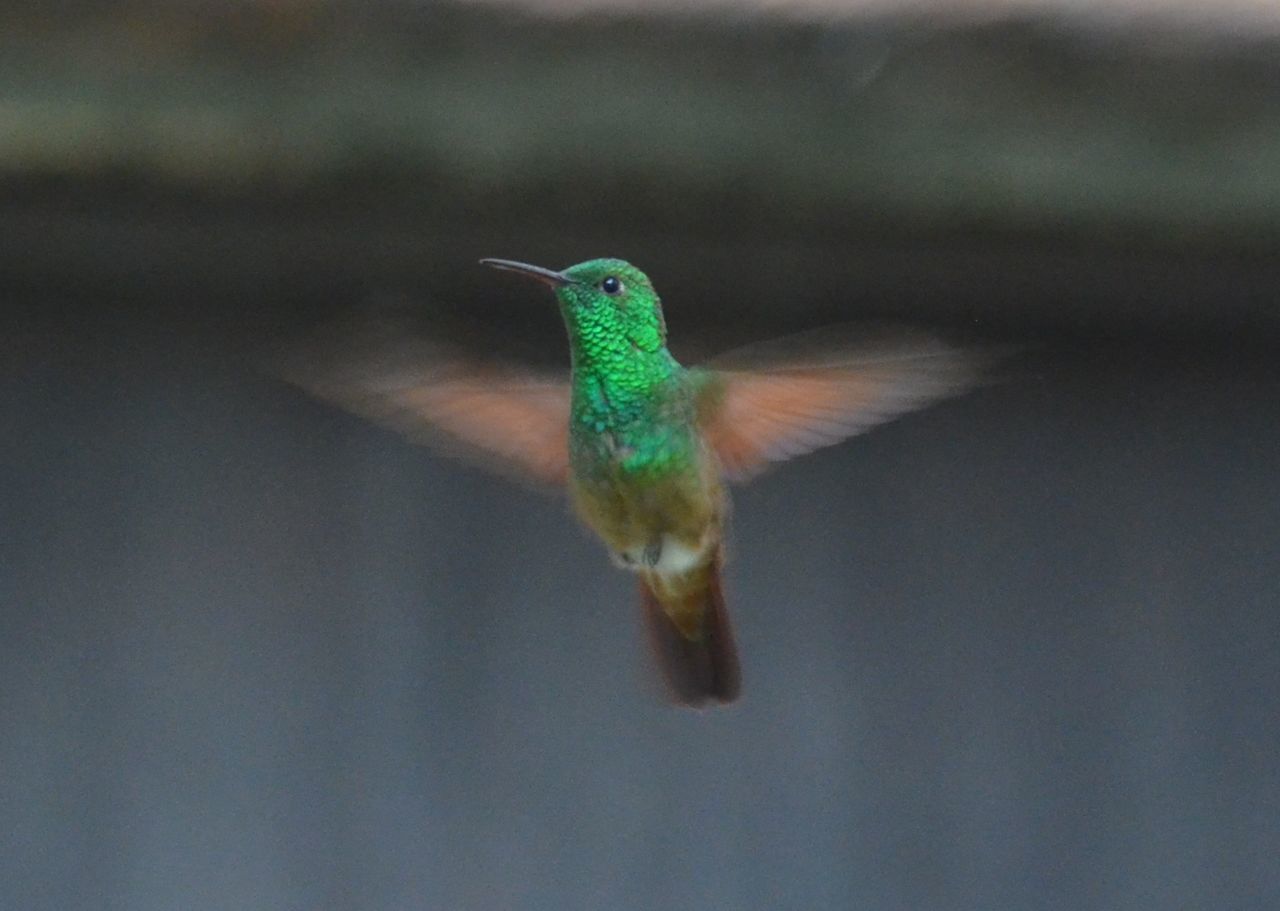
[481,257,670,362]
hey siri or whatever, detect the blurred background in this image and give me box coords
[4,1,1280,909]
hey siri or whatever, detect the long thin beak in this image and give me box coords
[479,258,573,287]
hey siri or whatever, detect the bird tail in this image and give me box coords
[639,555,740,707]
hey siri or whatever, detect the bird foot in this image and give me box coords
[609,539,665,571]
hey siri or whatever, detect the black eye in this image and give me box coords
[600,276,623,295]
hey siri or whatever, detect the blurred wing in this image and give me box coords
[280,321,572,486]
[695,326,988,482]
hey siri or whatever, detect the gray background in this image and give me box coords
[4,2,1280,909]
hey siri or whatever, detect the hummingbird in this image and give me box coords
[287,257,986,707]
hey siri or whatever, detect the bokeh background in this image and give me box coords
[4,2,1279,909]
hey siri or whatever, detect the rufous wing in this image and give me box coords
[695,327,988,482]
[280,320,572,486]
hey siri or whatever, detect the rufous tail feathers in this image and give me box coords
[639,557,740,707]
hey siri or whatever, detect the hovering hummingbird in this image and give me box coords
[288,257,986,707]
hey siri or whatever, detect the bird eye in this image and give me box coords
[600,276,623,295]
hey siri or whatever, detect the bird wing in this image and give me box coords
[693,326,987,482]
[280,321,572,486]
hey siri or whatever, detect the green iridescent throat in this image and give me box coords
[554,259,697,478]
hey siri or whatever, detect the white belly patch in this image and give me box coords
[614,535,708,575]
